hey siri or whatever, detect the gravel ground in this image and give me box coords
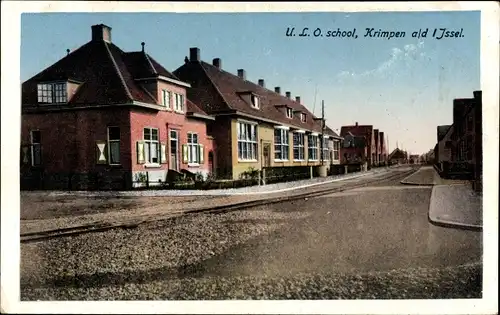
[21,208,311,291]
[21,262,482,300]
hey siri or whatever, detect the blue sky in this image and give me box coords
[21,11,480,154]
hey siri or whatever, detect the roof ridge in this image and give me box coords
[103,41,133,101]
[144,53,158,76]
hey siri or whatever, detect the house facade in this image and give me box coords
[173,48,343,180]
[388,148,407,165]
[339,123,386,167]
[435,124,453,173]
[21,24,214,190]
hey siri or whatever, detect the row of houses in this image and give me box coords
[339,123,388,167]
[433,90,483,192]
[23,24,372,190]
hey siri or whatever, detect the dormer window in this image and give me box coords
[251,95,260,109]
[286,108,293,119]
[300,113,307,122]
[37,82,67,104]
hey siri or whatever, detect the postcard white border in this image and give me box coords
[1,1,498,314]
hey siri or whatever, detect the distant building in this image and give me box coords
[388,148,407,165]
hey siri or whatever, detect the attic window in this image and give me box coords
[300,113,307,122]
[251,95,260,109]
[37,82,67,104]
[286,108,293,119]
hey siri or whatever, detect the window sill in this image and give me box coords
[308,159,318,162]
[293,160,306,162]
[174,110,185,114]
[109,164,122,168]
[188,163,200,167]
[274,159,289,162]
[238,159,258,163]
[144,163,162,168]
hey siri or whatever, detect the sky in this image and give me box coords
[20,11,480,155]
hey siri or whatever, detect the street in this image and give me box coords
[20,167,483,300]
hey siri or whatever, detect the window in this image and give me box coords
[308,135,318,161]
[293,132,305,161]
[321,137,329,161]
[174,93,185,112]
[237,122,258,161]
[144,127,160,164]
[107,127,120,165]
[187,132,200,164]
[251,95,260,109]
[333,140,340,160]
[162,89,171,109]
[300,113,306,123]
[274,128,289,160]
[286,108,293,119]
[30,130,42,166]
[37,83,67,104]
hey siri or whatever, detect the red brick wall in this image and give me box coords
[21,108,131,173]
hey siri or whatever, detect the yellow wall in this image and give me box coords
[230,119,329,179]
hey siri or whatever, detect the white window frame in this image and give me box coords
[162,89,171,109]
[30,130,42,166]
[274,128,289,161]
[300,113,306,122]
[174,93,185,113]
[143,127,160,165]
[187,132,200,165]
[321,137,330,161]
[333,140,340,161]
[237,121,258,162]
[286,108,293,119]
[251,95,260,109]
[37,82,67,104]
[293,132,305,161]
[308,134,318,161]
[107,126,121,165]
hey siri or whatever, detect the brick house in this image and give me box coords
[379,131,387,165]
[388,148,407,165]
[434,124,453,174]
[339,123,379,167]
[173,48,342,180]
[21,24,215,190]
[373,129,381,165]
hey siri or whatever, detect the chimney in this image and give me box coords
[295,96,301,103]
[275,87,281,94]
[190,47,200,62]
[473,90,482,101]
[66,49,70,56]
[237,69,246,80]
[285,91,291,98]
[213,58,221,69]
[91,24,112,42]
[355,122,358,126]
[258,79,265,87]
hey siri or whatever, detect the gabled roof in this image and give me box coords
[186,99,214,121]
[437,125,452,141]
[174,59,341,138]
[22,37,189,107]
[340,124,374,138]
[389,148,407,159]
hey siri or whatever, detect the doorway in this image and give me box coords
[262,142,271,167]
[169,130,179,171]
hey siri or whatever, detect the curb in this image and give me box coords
[427,186,482,232]
[399,167,435,186]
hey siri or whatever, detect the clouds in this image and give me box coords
[337,41,426,79]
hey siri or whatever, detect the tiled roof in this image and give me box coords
[340,125,374,137]
[22,40,186,107]
[174,60,341,138]
[186,99,210,117]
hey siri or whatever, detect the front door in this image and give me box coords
[169,130,179,171]
[262,142,271,167]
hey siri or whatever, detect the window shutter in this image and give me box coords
[199,145,204,164]
[182,144,189,163]
[161,143,167,164]
[137,141,145,164]
[96,141,107,164]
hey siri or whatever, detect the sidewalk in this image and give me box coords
[45,168,391,197]
[400,166,469,186]
[401,166,481,230]
[428,184,482,230]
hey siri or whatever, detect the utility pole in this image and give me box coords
[320,100,325,165]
